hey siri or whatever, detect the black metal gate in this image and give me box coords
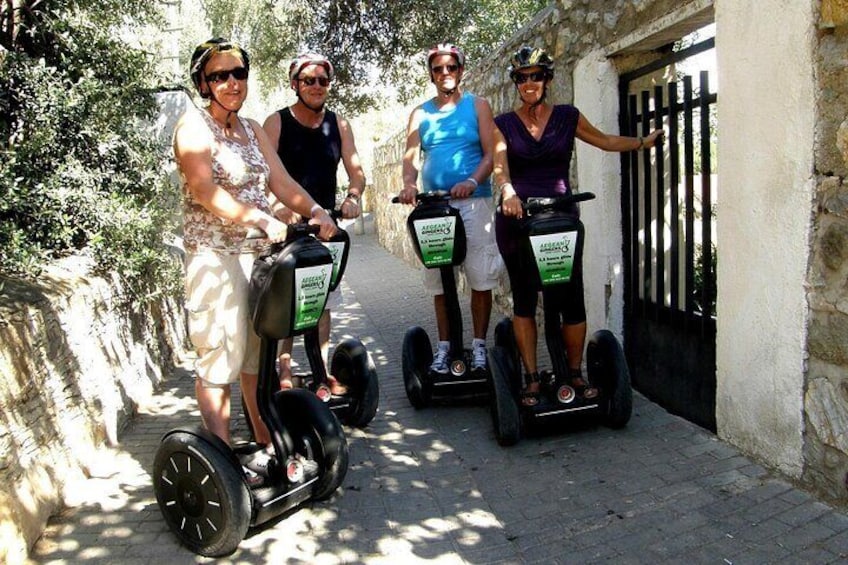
[618,38,717,431]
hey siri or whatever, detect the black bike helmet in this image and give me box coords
[508,46,554,81]
[190,38,251,98]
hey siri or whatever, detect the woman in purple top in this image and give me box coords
[493,46,663,407]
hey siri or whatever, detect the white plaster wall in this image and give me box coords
[715,0,815,477]
[574,52,626,338]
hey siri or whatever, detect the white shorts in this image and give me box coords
[423,197,503,294]
[185,251,261,386]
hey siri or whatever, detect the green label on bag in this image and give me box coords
[294,264,331,330]
[413,216,456,267]
[322,241,345,287]
[529,232,578,285]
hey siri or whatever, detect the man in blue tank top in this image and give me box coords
[398,43,502,374]
[262,52,366,392]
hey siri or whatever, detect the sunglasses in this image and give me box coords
[206,67,248,83]
[299,76,331,87]
[513,71,547,84]
[431,64,459,74]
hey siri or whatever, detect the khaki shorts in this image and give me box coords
[423,197,503,294]
[185,251,261,386]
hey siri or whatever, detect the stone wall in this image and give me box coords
[0,259,186,564]
[804,2,848,502]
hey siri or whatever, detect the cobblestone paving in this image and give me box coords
[31,224,848,564]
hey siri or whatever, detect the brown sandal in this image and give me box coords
[326,375,348,396]
[570,375,598,400]
[520,372,541,407]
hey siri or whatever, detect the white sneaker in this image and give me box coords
[430,347,450,374]
[472,345,487,371]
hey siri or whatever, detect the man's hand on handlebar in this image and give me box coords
[398,185,417,205]
[449,179,476,200]
[309,208,338,240]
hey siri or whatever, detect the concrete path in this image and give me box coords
[31,224,848,564]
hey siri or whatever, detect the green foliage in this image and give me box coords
[196,0,549,115]
[0,1,181,307]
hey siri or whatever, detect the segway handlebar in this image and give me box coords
[391,190,452,205]
[245,207,343,241]
[497,191,596,215]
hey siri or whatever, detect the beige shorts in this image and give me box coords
[423,197,503,294]
[185,251,261,386]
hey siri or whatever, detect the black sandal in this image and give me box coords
[520,372,541,407]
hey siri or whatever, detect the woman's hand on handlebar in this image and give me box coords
[273,205,302,225]
[501,193,523,218]
[309,208,338,240]
[262,217,288,243]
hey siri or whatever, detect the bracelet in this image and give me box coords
[310,203,323,218]
[637,136,644,150]
[346,192,360,202]
[466,177,478,187]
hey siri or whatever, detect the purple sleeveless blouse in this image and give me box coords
[494,104,580,256]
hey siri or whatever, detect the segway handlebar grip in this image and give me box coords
[497,191,596,215]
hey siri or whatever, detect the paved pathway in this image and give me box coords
[31,223,848,564]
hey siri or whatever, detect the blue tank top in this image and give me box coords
[419,93,492,198]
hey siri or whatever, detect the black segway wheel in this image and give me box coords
[276,389,349,500]
[587,329,633,429]
[488,346,521,446]
[401,326,433,409]
[153,429,251,557]
[331,338,380,428]
[493,317,522,396]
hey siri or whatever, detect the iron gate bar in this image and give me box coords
[628,94,641,319]
[654,84,666,321]
[668,81,681,317]
[641,91,653,315]
[699,70,714,331]
[683,75,696,320]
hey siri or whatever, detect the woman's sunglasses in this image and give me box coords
[206,67,249,83]
[513,71,548,85]
[300,76,331,87]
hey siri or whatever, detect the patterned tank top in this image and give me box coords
[179,109,272,254]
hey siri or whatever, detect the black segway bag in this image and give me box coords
[406,202,467,268]
[321,227,350,292]
[519,211,585,291]
[249,237,334,340]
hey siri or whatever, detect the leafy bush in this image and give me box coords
[0,2,181,306]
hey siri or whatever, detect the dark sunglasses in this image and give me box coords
[299,76,331,87]
[513,70,547,84]
[206,67,249,83]
[431,64,459,74]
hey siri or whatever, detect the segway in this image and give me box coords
[488,192,632,446]
[153,223,349,557]
[393,191,489,408]
[251,210,379,429]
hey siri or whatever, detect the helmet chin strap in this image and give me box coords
[296,91,325,113]
[206,82,238,129]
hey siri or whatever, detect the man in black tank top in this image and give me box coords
[262,52,366,391]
